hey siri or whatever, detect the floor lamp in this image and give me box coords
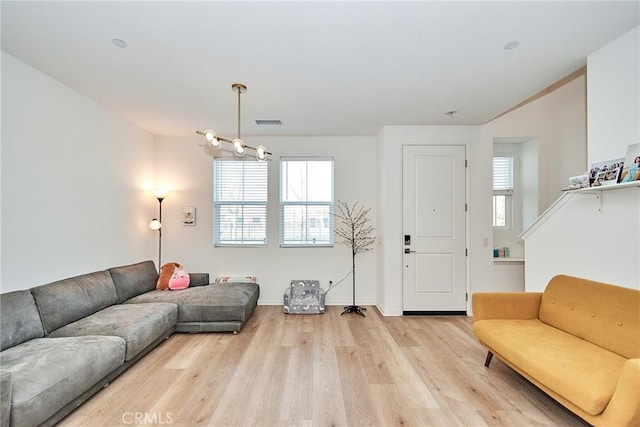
[149,189,168,273]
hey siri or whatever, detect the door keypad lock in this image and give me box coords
[404,235,411,245]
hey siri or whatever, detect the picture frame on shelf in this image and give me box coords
[589,158,624,187]
[620,143,640,183]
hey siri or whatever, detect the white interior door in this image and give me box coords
[402,145,467,313]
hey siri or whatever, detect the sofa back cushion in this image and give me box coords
[539,274,640,359]
[109,261,158,303]
[0,290,45,350]
[188,273,210,287]
[30,271,119,335]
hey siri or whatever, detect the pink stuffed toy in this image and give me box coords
[168,269,190,290]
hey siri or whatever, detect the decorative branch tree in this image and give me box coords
[334,200,375,316]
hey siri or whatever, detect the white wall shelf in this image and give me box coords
[576,182,639,213]
[493,258,525,263]
[575,181,640,194]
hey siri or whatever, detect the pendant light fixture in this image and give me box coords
[196,83,271,161]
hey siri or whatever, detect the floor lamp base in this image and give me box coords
[341,305,366,317]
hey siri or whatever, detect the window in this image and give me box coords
[213,159,268,246]
[280,158,334,246]
[493,156,513,228]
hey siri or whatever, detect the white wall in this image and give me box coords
[587,26,640,165]
[153,135,377,306]
[1,52,157,292]
[523,186,640,291]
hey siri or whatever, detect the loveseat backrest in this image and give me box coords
[108,260,158,303]
[30,270,119,335]
[0,290,45,351]
[539,274,640,359]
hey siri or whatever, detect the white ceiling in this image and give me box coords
[2,1,638,138]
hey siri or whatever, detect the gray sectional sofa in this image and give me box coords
[0,260,259,427]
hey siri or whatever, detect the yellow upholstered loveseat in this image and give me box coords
[472,275,640,427]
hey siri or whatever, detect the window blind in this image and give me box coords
[493,156,514,191]
[280,158,334,246]
[213,159,268,246]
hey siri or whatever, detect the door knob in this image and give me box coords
[404,248,416,254]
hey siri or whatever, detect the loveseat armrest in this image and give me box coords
[472,292,542,321]
[598,358,640,427]
[188,273,210,287]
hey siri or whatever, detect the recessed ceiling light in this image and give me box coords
[504,41,519,50]
[445,110,458,118]
[112,38,128,48]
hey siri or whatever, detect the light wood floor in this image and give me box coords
[60,306,588,427]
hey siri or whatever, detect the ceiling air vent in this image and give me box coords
[255,119,283,126]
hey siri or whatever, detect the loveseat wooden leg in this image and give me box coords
[484,351,494,367]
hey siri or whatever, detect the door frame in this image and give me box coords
[400,143,470,315]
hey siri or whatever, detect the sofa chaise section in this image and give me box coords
[110,260,260,333]
[126,282,260,332]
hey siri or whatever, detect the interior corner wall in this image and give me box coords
[482,75,588,214]
[1,51,156,292]
[375,129,386,313]
[587,26,640,164]
[475,75,587,297]
[153,135,377,306]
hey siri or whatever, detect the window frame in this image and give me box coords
[213,158,269,247]
[279,157,335,248]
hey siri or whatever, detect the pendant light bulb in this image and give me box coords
[232,138,245,156]
[256,145,267,161]
[203,129,221,148]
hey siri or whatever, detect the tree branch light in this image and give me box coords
[334,200,375,317]
[196,83,271,161]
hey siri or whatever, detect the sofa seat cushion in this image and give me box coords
[125,283,259,323]
[0,336,125,427]
[48,303,177,361]
[473,319,627,416]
